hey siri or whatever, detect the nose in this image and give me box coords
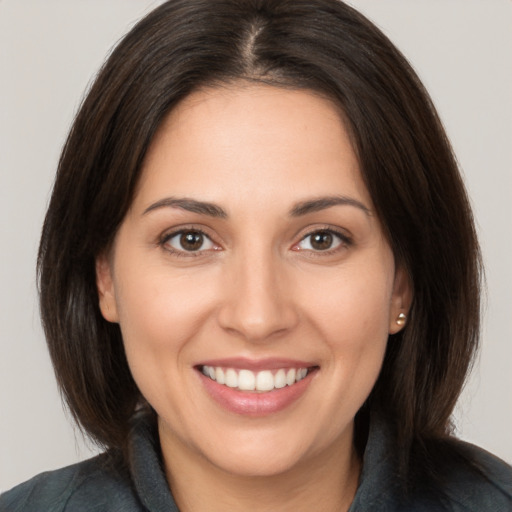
[217,248,299,342]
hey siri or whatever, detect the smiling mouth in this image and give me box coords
[199,365,316,393]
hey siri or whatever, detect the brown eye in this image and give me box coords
[180,231,204,251]
[310,231,333,250]
[296,229,347,252]
[165,230,215,252]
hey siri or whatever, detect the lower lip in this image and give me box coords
[198,370,315,416]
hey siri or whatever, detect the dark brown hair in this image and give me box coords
[38,0,481,473]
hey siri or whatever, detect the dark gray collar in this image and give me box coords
[129,414,180,512]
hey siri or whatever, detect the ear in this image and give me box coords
[388,266,413,335]
[95,252,119,323]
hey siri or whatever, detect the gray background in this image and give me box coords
[1,0,511,491]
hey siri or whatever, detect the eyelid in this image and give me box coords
[167,231,215,251]
[158,225,222,256]
[291,226,353,253]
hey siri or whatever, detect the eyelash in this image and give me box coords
[159,227,218,258]
[293,227,353,256]
[158,226,352,257]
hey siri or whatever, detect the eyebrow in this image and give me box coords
[289,196,372,217]
[142,197,228,218]
[142,194,371,219]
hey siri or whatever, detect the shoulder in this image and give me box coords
[0,452,143,512]
[410,437,512,511]
[444,439,512,510]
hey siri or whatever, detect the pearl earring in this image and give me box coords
[396,312,407,326]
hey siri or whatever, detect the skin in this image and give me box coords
[97,84,411,512]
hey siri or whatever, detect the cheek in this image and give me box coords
[115,262,213,339]
[113,266,222,422]
[112,263,220,387]
[299,259,393,393]
[303,261,393,343]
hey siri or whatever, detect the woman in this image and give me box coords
[2,0,511,510]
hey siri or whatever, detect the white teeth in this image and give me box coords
[201,365,311,392]
[256,370,274,391]
[225,368,238,388]
[215,367,225,384]
[238,369,255,390]
[274,369,287,389]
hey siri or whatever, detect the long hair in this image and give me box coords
[38,0,481,472]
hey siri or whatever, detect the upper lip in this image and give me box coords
[195,357,318,372]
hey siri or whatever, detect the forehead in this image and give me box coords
[136,84,370,212]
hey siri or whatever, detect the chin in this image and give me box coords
[188,416,353,479]
[206,441,316,478]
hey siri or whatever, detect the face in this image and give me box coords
[97,84,410,479]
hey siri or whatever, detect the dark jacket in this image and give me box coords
[1,413,511,511]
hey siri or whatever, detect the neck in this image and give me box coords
[159,421,361,512]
